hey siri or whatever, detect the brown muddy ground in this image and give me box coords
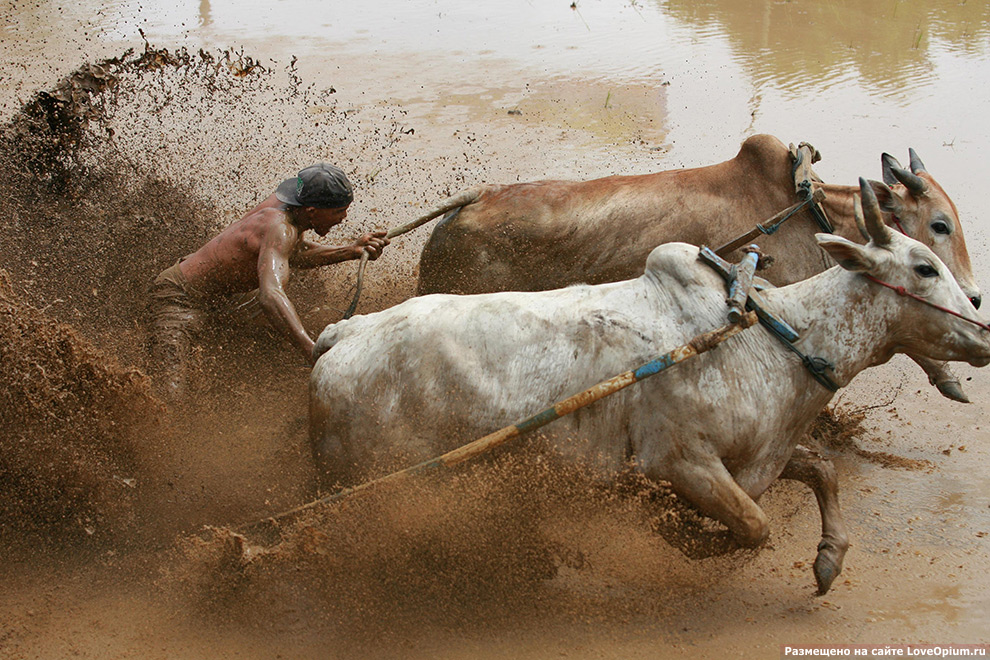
[2,9,989,659]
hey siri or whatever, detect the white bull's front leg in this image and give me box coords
[655,454,771,551]
[779,446,850,595]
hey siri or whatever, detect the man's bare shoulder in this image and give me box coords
[239,195,293,228]
[223,198,300,248]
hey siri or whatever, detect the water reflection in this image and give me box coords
[70,0,988,157]
[7,0,989,107]
[660,0,990,98]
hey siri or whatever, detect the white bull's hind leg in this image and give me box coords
[779,446,850,595]
[309,400,355,493]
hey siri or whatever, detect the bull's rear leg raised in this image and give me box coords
[780,446,850,595]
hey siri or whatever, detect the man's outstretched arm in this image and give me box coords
[257,222,316,363]
[290,231,390,269]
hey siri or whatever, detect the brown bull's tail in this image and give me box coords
[385,186,487,239]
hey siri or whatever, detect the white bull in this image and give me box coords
[310,180,990,594]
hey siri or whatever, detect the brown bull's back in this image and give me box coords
[417,134,823,295]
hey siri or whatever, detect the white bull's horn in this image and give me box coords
[860,177,893,246]
[852,193,870,241]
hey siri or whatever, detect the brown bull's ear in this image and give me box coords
[881,153,903,187]
[816,234,876,273]
[867,179,903,216]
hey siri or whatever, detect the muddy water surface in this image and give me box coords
[1,1,989,658]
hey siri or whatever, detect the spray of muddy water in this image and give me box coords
[165,450,753,651]
[0,269,158,556]
[0,37,405,553]
[0,37,888,653]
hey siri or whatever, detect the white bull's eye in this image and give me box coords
[915,264,939,278]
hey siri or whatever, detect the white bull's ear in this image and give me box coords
[816,234,876,273]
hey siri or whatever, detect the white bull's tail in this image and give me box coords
[312,325,344,361]
[314,315,377,360]
[312,311,393,361]
[386,186,488,238]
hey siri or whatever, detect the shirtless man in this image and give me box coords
[149,163,388,397]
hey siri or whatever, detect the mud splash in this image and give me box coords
[809,403,936,473]
[0,40,310,558]
[0,42,244,360]
[161,450,753,653]
[0,269,158,556]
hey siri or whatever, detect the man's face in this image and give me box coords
[309,205,349,236]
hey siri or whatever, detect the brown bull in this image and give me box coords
[414,134,981,401]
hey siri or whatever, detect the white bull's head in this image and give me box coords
[819,178,990,368]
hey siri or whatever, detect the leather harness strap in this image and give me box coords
[715,140,833,258]
[791,141,835,234]
[699,246,840,392]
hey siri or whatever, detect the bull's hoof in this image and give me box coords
[936,379,970,404]
[812,541,845,595]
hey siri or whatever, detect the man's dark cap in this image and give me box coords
[275,163,353,209]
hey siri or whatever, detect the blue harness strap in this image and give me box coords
[699,246,839,392]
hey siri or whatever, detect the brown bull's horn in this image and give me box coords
[890,165,928,197]
[860,177,893,246]
[880,153,902,187]
[908,147,927,174]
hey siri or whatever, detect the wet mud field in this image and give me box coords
[1,1,989,658]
